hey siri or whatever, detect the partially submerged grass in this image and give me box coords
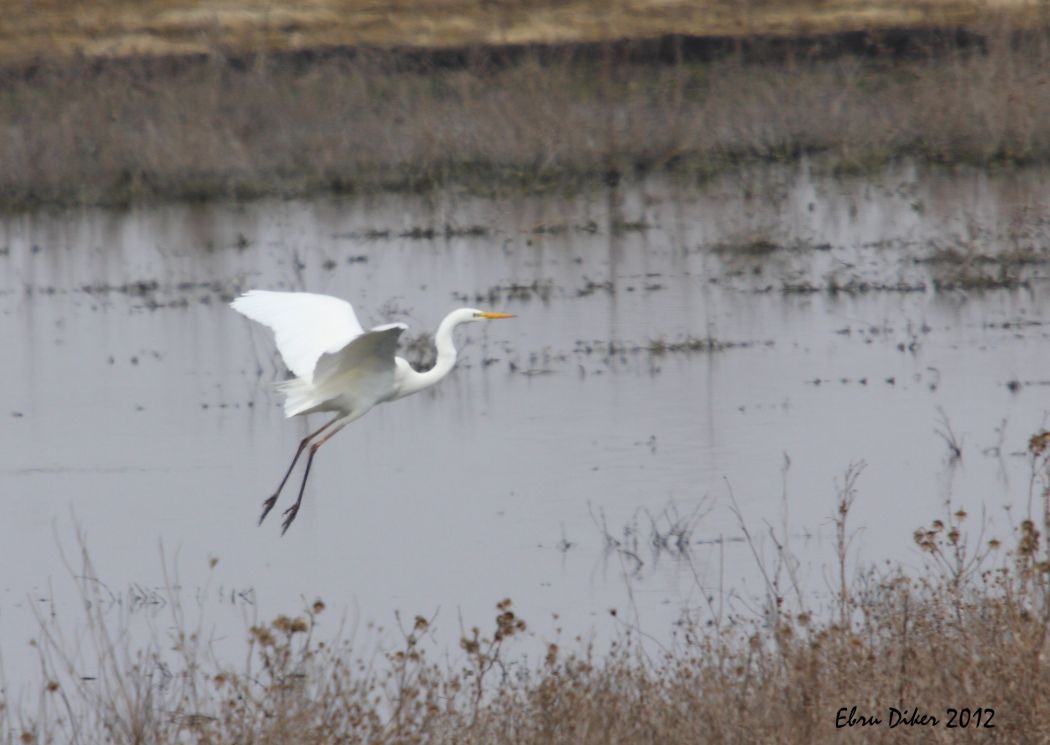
[917,244,1050,291]
[6,17,1050,209]
[13,433,1050,743]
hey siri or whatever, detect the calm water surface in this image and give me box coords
[3,161,1050,684]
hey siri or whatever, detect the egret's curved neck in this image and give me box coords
[396,311,466,398]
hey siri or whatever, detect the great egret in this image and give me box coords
[231,290,514,534]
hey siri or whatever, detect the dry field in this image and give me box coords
[1,3,1050,207]
[2,0,1045,64]
[3,16,1050,209]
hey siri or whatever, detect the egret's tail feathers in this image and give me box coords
[276,377,320,418]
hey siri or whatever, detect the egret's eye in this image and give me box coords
[473,312,482,318]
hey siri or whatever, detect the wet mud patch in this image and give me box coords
[709,238,832,256]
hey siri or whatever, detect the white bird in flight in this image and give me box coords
[230,290,514,534]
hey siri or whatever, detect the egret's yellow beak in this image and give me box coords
[480,311,515,319]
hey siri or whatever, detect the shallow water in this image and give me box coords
[3,161,1050,684]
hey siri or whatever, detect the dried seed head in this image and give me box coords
[250,625,276,647]
[1029,430,1050,455]
[1019,520,1041,556]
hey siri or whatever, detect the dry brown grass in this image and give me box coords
[4,18,1050,209]
[13,438,1050,744]
[1,0,1044,65]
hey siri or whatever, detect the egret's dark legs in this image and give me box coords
[280,422,346,535]
[260,417,340,526]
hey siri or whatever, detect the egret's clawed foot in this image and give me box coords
[259,495,279,526]
[280,503,301,535]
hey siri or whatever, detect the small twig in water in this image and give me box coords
[935,406,963,462]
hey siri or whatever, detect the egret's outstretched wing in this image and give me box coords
[230,290,365,381]
[313,323,407,385]
[279,323,407,417]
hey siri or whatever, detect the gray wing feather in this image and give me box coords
[313,323,408,394]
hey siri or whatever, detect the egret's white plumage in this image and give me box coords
[276,322,406,417]
[230,289,514,534]
[230,290,366,381]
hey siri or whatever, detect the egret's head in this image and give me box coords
[467,309,515,322]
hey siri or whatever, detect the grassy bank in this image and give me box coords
[13,448,1050,743]
[5,19,1050,210]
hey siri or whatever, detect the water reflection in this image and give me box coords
[2,160,1050,686]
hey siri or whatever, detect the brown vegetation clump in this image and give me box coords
[15,443,1050,743]
[2,17,1050,209]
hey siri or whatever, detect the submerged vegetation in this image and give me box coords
[3,13,1050,208]
[13,437,1050,743]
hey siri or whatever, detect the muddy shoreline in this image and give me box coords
[5,26,993,80]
